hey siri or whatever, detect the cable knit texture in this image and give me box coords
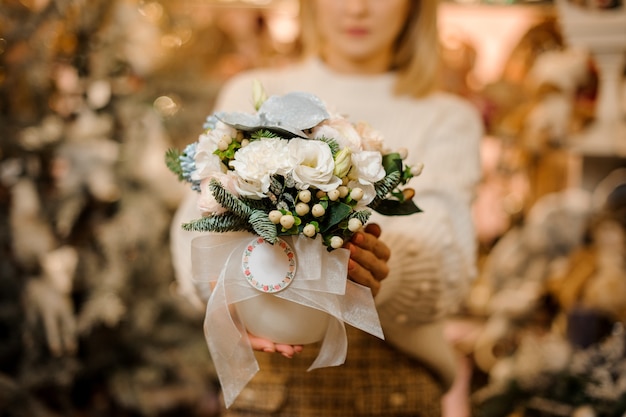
[171,59,483,391]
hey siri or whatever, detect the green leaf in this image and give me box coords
[382,152,403,175]
[372,199,421,216]
[213,140,241,161]
[320,201,352,233]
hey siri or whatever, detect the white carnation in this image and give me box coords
[229,137,291,199]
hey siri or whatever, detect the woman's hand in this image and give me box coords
[343,223,390,296]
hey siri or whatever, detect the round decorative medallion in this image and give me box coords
[242,237,296,293]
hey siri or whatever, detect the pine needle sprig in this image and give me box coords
[165,148,184,180]
[315,136,340,156]
[368,170,402,210]
[249,209,278,243]
[250,129,279,140]
[181,213,252,233]
[349,209,372,225]
[209,179,253,219]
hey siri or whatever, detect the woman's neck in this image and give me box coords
[319,51,392,75]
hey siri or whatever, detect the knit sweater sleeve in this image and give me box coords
[374,97,482,327]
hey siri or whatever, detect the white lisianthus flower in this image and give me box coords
[193,121,236,180]
[348,179,377,207]
[351,150,386,183]
[288,138,342,191]
[355,121,388,153]
[347,150,386,206]
[229,137,291,199]
[197,171,240,214]
[311,116,363,151]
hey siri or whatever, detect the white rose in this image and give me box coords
[311,116,362,151]
[197,171,239,214]
[288,138,341,191]
[229,137,291,199]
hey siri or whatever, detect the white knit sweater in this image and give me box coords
[170,59,483,387]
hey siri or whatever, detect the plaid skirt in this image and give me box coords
[221,326,444,417]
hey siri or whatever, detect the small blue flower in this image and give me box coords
[180,142,201,191]
[203,114,219,131]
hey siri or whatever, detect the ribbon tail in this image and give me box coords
[204,276,259,408]
[308,317,347,371]
[342,281,385,340]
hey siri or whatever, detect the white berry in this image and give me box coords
[316,190,326,199]
[280,214,295,229]
[411,162,424,177]
[338,185,349,198]
[303,224,316,237]
[311,204,325,217]
[348,218,363,232]
[295,202,310,216]
[327,189,340,201]
[350,187,364,201]
[268,210,282,224]
[330,236,344,249]
[298,189,312,203]
[217,139,229,151]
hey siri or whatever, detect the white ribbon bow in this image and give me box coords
[191,233,384,408]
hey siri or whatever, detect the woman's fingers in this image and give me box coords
[345,223,390,296]
[248,333,302,358]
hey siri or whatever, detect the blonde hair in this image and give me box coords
[298,0,441,98]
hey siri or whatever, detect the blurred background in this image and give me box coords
[1,0,625,416]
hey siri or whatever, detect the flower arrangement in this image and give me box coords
[166,81,421,249]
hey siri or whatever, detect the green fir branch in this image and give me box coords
[251,129,279,140]
[315,136,340,156]
[249,209,278,243]
[369,170,402,208]
[165,148,184,180]
[349,209,372,225]
[181,213,252,233]
[209,179,253,219]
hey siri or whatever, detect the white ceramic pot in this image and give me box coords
[235,294,330,345]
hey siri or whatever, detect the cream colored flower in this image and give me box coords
[193,121,236,180]
[311,116,362,151]
[355,121,388,153]
[288,138,341,191]
[229,137,291,199]
[197,171,239,214]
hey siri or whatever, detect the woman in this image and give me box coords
[171,0,482,415]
